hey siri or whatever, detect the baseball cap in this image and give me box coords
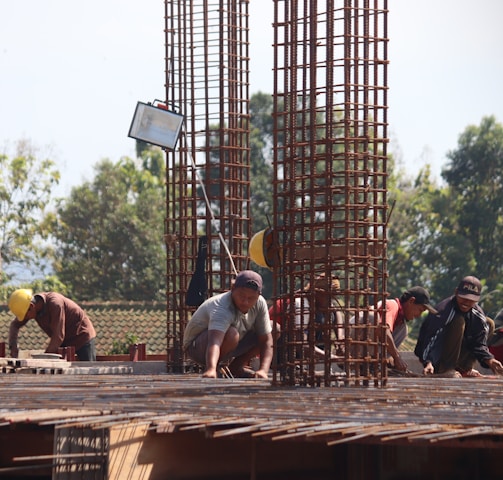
[404,286,438,314]
[233,270,263,294]
[456,276,482,301]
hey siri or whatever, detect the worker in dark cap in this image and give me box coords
[414,276,503,377]
[183,270,274,379]
[379,286,438,373]
[348,286,436,373]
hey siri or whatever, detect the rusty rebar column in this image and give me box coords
[272,0,389,386]
[164,0,250,372]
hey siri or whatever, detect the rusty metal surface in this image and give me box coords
[164,0,251,373]
[1,374,503,448]
[271,1,389,386]
[164,0,390,387]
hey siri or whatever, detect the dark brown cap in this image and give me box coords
[456,276,482,301]
[233,270,263,294]
[404,286,438,314]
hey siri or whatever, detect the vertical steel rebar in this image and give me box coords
[272,0,388,386]
[165,1,250,372]
[165,0,388,385]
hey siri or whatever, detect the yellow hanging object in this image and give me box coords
[249,228,278,268]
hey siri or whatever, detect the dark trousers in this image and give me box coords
[76,338,96,361]
[437,315,494,373]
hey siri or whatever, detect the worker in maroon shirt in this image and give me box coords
[8,289,97,361]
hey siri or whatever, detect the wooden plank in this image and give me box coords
[6,358,71,369]
[108,422,153,480]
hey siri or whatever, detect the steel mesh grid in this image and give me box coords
[164,0,389,384]
[272,0,389,387]
[164,0,251,372]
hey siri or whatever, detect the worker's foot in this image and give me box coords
[436,369,462,378]
[460,368,483,378]
[229,366,256,378]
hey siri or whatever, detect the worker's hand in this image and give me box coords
[393,355,408,372]
[254,369,269,379]
[202,367,218,378]
[487,358,503,375]
[423,362,434,375]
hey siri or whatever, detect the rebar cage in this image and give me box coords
[164,0,251,372]
[165,0,389,387]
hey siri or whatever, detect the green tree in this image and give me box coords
[248,93,276,291]
[250,92,274,233]
[387,116,503,317]
[51,152,166,301]
[442,116,503,293]
[0,140,60,286]
[387,158,478,303]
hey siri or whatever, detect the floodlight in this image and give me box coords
[128,101,184,150]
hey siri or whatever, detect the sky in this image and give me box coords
[1,0,502,196]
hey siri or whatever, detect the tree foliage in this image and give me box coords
[387,163,475,301]
[5,105,503,319]
[442,115,503,292]
[387,116,503,317]
[0,140,60,285]
[249,92,275,234]
[51,150,166,301]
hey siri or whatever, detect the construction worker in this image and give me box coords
[346,286,437,373]
[379,286,438,372]
[268,273,343,360]
[415,276,503,377]
[8,289,97,361]
[183,270,274,379]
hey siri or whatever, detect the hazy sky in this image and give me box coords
[1,0,502,195]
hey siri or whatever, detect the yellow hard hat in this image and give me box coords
[249,228,278,268]
[8,289,33,321]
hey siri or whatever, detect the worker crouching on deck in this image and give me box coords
[183,270,276,379]
[415,276,503,378]
[8,289,97,361]
[268,273,343,361]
